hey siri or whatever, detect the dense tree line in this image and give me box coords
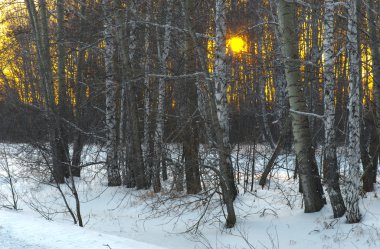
[0,0,379,227]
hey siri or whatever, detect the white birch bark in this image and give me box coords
[346,0,361,223]
[214,0,236,228]
[214,0,229,146]
[112,0,130,186]
[118,56,127,182]
[323,0,346,218]
[103,0,121,186]
[278,0,325,212]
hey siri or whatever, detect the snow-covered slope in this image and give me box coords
[0,210,166,249]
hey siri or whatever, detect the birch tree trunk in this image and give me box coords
[143,1,153,188]
[269,0,291,150]
[178,0,236,228]
[114,0,130,187]
[278,0,325,212]
[322,0,346,218]
[214,0,237,228]
[103,0,121,186]
[346,0,362,223]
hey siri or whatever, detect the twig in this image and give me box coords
[289,109,324,120]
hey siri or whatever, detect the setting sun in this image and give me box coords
[227,36,247,53]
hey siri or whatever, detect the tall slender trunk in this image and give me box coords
[257,38,275,148]
[72,1,87,177]
[259,117,291,187]
[143,1,153,188]
[182,0,201,195]
[103,0,121,186]
[113,0,146,189]
[214,0,237,228]
[113,0,128,187]
[153,0,174,191]
[119,58,127,184]
[307,2,321,143]
[278,0,325,213]
[322,0,346,218]
[270,0,291,150]
[346,0,362,223]
[56,0,70,178]
[128,2,146,189]
[25,0,66,183]
[364,0,380,192]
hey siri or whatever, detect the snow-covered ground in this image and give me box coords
[1,144,380,249]
[1,230,46,249]
[0,209,166,249]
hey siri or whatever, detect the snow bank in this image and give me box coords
[0,210,167,249]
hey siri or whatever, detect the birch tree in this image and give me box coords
[143,0,153,188]
[179,0,238,227]
[214,0,237,228]
[102,0,121,186]
[117,0,128,186]
[322,0,346,218]
[345,0,361,223]
[278,0,325,212]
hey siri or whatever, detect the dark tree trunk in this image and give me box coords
[361,109,378,192]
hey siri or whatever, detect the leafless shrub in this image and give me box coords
[0,147,19,210]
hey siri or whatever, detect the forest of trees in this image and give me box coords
[0,0,379,228]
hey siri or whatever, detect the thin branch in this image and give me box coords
[133,21,213,39]
[289,109,324,120]
[247,22,279,30]
[149,72,210,81]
